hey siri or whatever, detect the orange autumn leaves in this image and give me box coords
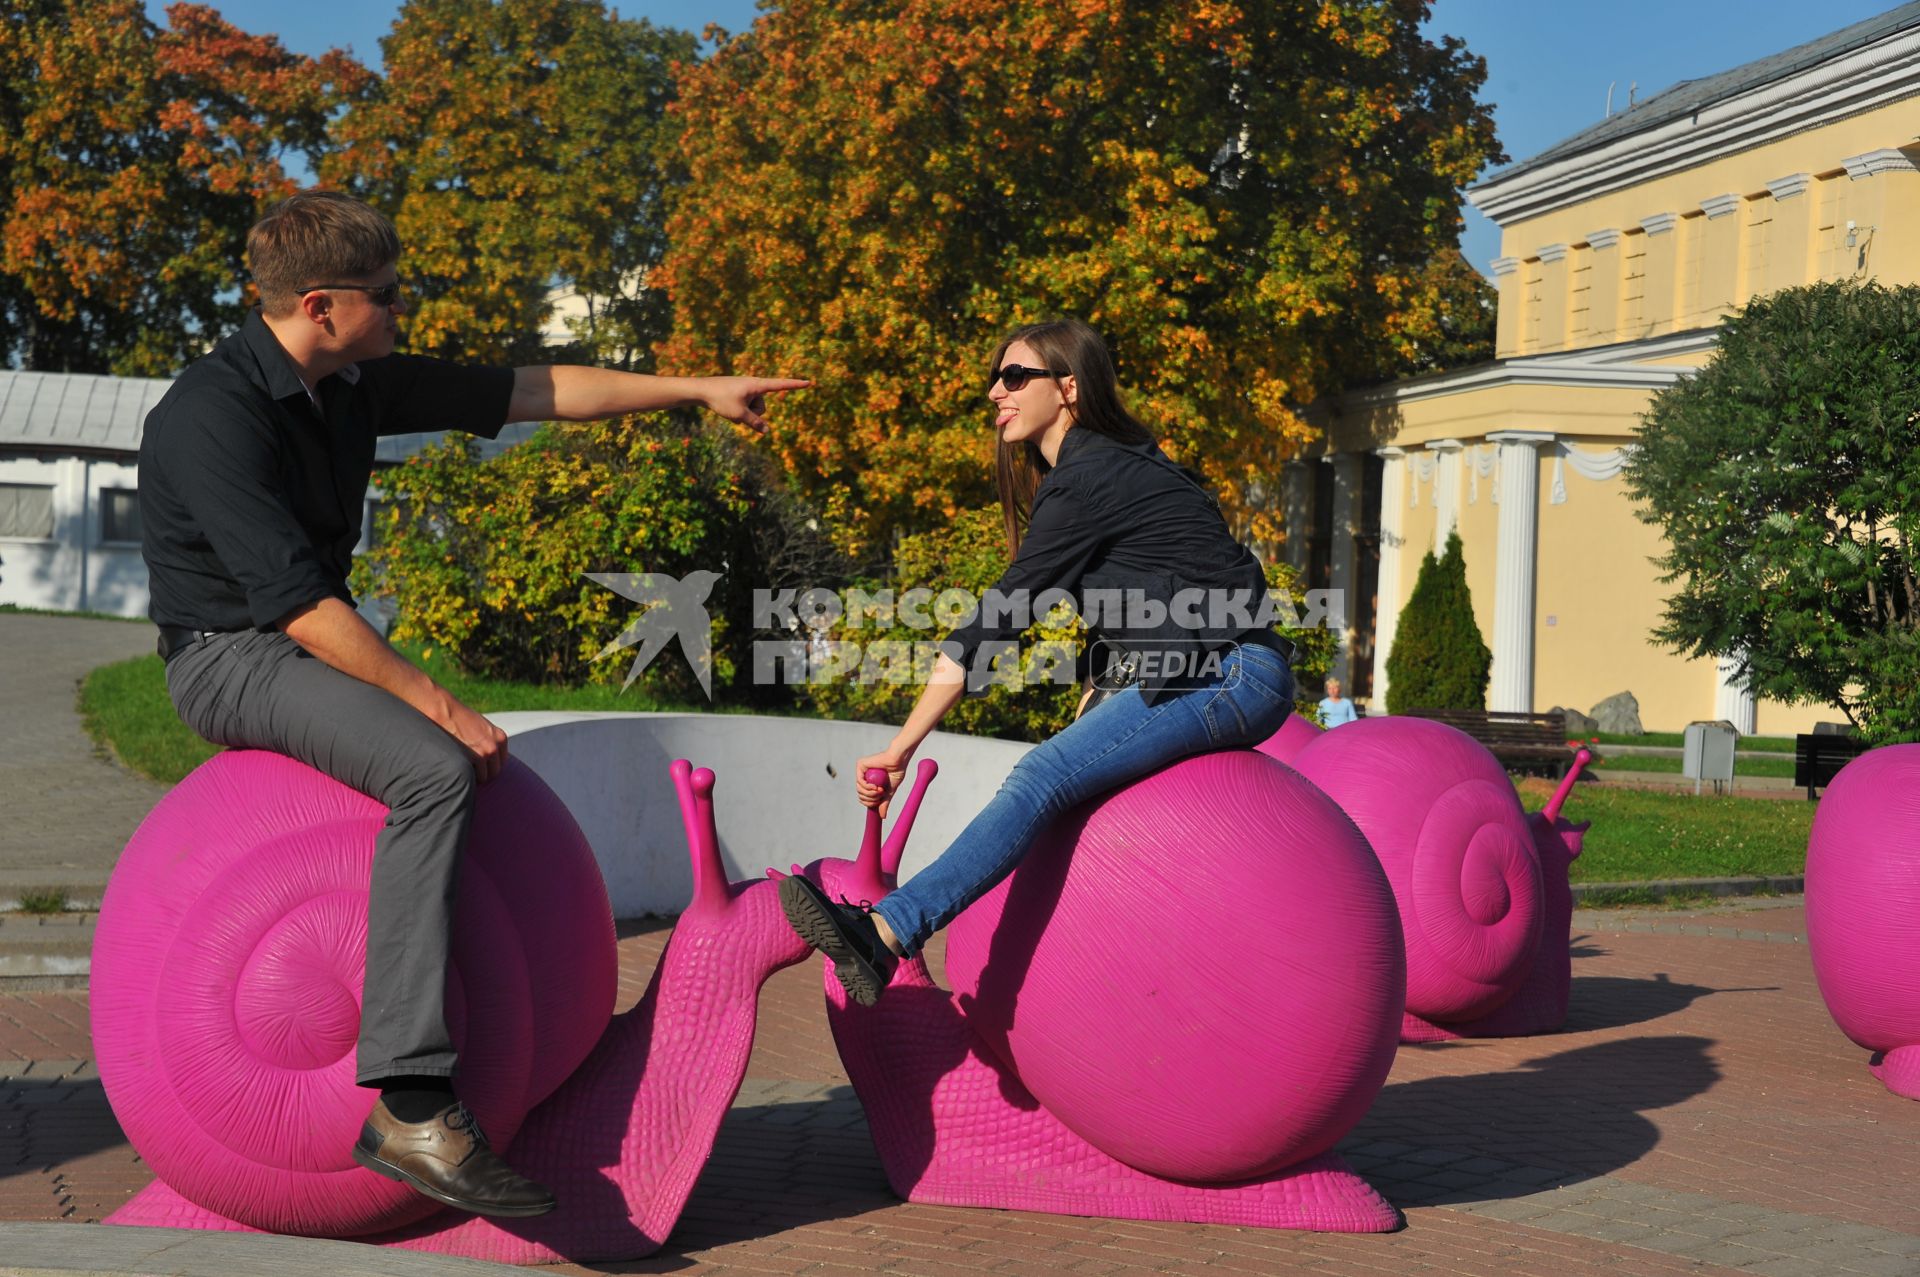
[655,0,1501,555]
[0,1,368,373]
[3,0,1498,564]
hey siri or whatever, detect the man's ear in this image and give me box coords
[298,290,333,326]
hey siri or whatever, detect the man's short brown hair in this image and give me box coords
[246,190,401,315]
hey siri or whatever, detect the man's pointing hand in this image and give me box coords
[700,376,811,433]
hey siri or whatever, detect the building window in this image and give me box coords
[101,488,141,544]
[0,483,54,539]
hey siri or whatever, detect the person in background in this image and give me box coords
[1318,676,1359,727]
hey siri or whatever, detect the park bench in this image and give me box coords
[1794,732,1873,801]
[1397,708,1578,777]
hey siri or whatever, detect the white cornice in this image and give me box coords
[1641,212,1679,235]
[1490,256,1521,276]
[1767,172,1813,198]
[1338,358,1690,408]
[1467,27,1920,225]
[1486,431,1560,445]
[1527,327,1720,366]
[1844,147,1920,178]
[1375,446,1407,458]
[1425,438,1465,452]
[1538,243,1569,263]
[1701,193,1743,218]
[1586,228,1622,249]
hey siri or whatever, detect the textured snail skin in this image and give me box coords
[93,750,616,1237]
[788,752,1405,1232]
[1401,800,1587,1041]
[104,756,814,1265]
[1806,745,1920,1100]
[1253,711,1323,765]
[1288,717,1546,1028]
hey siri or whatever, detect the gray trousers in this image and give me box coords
[165,630,475,1086]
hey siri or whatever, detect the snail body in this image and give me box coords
[99,752,809,1264]
[1806,744,1920,1099]
[789,750,1407,1231]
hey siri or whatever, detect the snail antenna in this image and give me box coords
[880,758,940,880]
[1544,749,1592,824]
[671,759,730,913]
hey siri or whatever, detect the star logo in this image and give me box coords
[586,570,722,698]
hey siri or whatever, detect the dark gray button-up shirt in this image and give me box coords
[139,311,514,631]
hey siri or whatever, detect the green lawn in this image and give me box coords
[1588,752,1798,779]
[78,655,219,784]
[78,641,724,786]
[1518,779,1812,894]
[1591,730,1796,753]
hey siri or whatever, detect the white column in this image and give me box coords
[1429,438,1463,552]
[1281,462,1313,573]
[1326,453,1365,686]
[1715,653,1757,734]
[1370,448,1408,712]
[1487,431,1554,713]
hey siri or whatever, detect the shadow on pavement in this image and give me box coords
[1562,972,1777,1033]
[0,1076,131,1185]
[596,1090,894,1270]
[1348,1034,1720,1203]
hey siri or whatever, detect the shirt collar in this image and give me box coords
[236,309,362,404]
[1056,426,1099,461]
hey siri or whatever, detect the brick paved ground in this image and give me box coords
[0,613,165,899]
[2,900,1916,1276]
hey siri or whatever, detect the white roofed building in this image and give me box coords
[0,367,537,620]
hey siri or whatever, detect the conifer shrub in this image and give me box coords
[1384,529,1492,713]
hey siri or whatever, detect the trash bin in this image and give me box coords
[1683,719,1740,795]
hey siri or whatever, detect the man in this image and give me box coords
[1318,676,1359,727]
[138,189,805,1218]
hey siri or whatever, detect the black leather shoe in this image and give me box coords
[779,874,899,1006]
[354,1098,557,1218]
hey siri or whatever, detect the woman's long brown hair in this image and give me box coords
[991,319,1154,556]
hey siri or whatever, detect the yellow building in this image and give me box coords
[1299,6,1920,734]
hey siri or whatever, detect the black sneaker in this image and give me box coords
[779,874,899,1006]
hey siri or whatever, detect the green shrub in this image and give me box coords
[1384,528,1492,713]
[352,415,832,705]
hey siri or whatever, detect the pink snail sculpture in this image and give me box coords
[778,750,1408,1232]
[1806,744,1920,1100]
[1284,717,1590,1041]
[97,750,813,1264]
[1253,709,1324,764]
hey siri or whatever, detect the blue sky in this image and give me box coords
[145,0,1904,274]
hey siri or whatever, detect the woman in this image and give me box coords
[780,319,1295,1005]
[1318,676,1359,727]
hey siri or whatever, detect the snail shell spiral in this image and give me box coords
[1291,717,1543,1024]
[90,750,617,1236]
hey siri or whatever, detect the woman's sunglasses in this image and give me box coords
[990,363,1070,392]
[295,280,405,308]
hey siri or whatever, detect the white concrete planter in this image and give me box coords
[493,711,1034,918]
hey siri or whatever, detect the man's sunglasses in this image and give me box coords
[295,281,405,307]
[990,363,1070,392]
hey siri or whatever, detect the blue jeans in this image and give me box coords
[874,640,1296,955]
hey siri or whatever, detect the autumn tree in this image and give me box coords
[656,0,1500,555]
[0,1,370,373]
[328,0,697,367]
